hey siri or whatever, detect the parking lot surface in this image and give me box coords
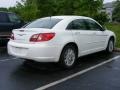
[47,55,120,90]
[0,48,120,90]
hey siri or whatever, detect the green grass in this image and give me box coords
[105,23,120,48]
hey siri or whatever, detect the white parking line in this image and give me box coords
[35,55,120,90]
[0,58,18,62]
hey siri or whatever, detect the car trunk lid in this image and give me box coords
[12,28,52,44]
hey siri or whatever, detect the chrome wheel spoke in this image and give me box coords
[109,41,113,52]
[64,49,75,66]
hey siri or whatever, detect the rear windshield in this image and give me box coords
[24,18,62,29]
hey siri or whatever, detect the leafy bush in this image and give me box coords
[113,1,120,22]
[94,12,108,25]
[8,0,105,23]
[105,23,120,47]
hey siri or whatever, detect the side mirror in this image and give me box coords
[100,26,107,31]
[101,27,107,31]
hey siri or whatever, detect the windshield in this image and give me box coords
[24,18,62,29]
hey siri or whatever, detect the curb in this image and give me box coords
[114,48,120,52]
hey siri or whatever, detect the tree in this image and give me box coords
[8,0,107,24]
[74,0,103,17]
[113,0,120,22]
[35,0,56,17]
[9,0,39,21]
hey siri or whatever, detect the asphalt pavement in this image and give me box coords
[0,48,120,90]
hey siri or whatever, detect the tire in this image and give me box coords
[106,38,114,53]
[59,45,77,69]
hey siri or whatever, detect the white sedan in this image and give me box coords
[8,16,116,68]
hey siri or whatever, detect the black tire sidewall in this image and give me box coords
[106,39,114,53]
[59,45,77,69]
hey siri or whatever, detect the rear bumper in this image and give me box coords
[8,41,61,62]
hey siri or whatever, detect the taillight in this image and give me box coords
[30,33,55,42]
[11,33,14,40]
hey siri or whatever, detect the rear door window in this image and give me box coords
[67,19,88,30]
[84,19,104,31]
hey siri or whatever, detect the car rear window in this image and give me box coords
[8,13,21,23]
[24,18,62,29]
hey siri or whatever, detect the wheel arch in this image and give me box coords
[106,35,116,49]
[109,35,115,45]
[59,42,79,60]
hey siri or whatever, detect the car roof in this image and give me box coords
[37,15,96,30]
[49,15,93,20]
[39,15,94,22]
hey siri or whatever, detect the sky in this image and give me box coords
[0,0,117,8]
